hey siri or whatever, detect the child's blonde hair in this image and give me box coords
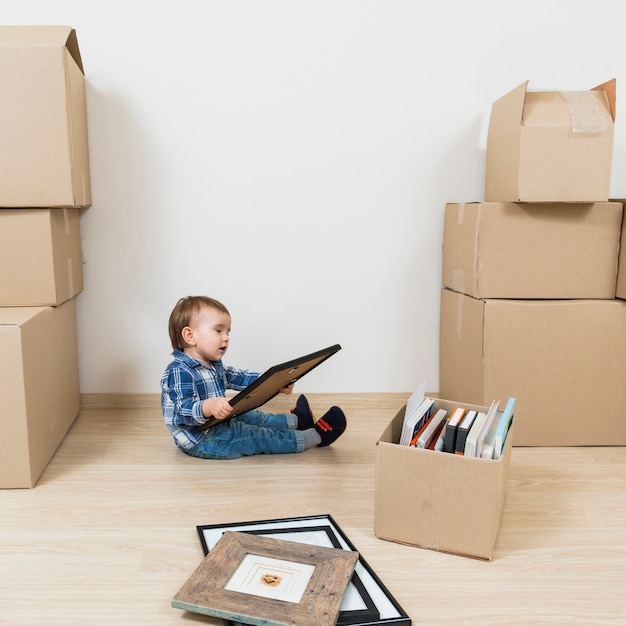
[168,296,230,351]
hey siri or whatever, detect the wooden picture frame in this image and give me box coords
[172,530,358,626]
[236,525,379,625]
[197,514,412,626]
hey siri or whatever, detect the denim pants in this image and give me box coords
[191,410,305,460]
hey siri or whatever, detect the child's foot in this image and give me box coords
[315,407,346,447]
[291,394,315,430]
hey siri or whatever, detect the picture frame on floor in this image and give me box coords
[173,530,358,626]
[197,513,412,626]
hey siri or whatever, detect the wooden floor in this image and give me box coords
[1,393,625,625]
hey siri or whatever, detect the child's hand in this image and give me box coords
[279,383,295,395]
[202,397,232,421]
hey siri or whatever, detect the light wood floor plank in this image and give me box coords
[1,394,625,625]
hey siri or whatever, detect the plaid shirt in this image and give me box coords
[160,350,259,451]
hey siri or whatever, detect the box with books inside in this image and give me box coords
[374,394,515,560]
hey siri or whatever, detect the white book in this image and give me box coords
[463,411,487,458]
[434,425,446,452]
[415,409,447,449]
[482,408,503,458]
[399,384,425,446]
[481,443,494,459]
[493,398,516,459]
[400,397,434,446]
[476,400,500,457]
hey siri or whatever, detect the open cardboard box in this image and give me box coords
[374,398,513,561]
[485,79,615,203]
[0,299,80,488]
[0,208,83,306]
[0,25,91,207]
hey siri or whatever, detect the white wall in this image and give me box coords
[3,1,625,394]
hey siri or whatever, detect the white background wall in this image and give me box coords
[3,1,626,394]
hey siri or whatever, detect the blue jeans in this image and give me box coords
[190,410,304,460]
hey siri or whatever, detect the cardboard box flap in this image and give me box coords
[521,79,615,130]
[0,25,83,73]
[489,81,528,137]
[592,78,616,121]
[0,307,46,327]
[524,94,612,132]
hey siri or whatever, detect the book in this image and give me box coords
[399,382,426,445]
[482,405,505,459]
[442,406,466,453]
[400,393,434,446]
[427,418,446,450]
[408,399,435,445]
[463,411,487,458]
[493,397,516,459]
[411,408,447,449]
[475,400,500,457]
[434,421,447,451]
[409,413,433,447]
[454,410,477,455]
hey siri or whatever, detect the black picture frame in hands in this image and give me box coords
[197,514,412,626]
[199,344,341,430]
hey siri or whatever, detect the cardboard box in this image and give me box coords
[0,299,80,488]
[0,25,91,207]
[374,398,513,561]
[0,208,83,306]
[439,288,626,446]
[485,79,616,203]
[442,201,622,299]
[616,199,626,301]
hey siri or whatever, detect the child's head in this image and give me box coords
[168,296,231,352]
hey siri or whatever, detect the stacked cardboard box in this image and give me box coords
[439,78,626,446]
[0,26,91,488]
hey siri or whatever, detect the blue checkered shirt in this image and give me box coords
[160,350,259,452]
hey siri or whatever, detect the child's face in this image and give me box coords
[183,306,231,365]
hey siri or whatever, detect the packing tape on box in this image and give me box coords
[455,291,464,336]
[562,91,611,133]
[456,202,465,224]
[451,203,468,293]
[68,257,74,298]
[64,208,71,234]
[451,269,465,294]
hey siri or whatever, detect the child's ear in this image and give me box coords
[181,326,195,346]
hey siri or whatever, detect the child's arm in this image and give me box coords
[201,397,232,421]
[223,365,260,391]
[224,366,294,394]
[162,364,227,426]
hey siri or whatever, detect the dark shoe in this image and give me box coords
[315,406,346,447]
[291,394,315,430]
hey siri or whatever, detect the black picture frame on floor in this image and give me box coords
[197,513,412,626]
